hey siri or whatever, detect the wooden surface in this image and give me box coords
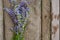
[3,0,14,40]
[41,0,51,40]
[52,0,59,40]
[24,0,41,40]
[0,0,3,40]
[2,0,59,40]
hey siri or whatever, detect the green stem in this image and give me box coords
[12,32,24,40]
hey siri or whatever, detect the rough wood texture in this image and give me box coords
[3,0,14,40]
[52,0,59,40]
[0,0,3,40]
[3,0,41,40]
[24,0,41,40]
[41,0,51,40]
[2,0,59,40]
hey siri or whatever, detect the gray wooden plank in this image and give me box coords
[52,0,59,40]
[24,0,41,40]
[3,0,14,40]
[41,0,51,40]
[0,0,3,40]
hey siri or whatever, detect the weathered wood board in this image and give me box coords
[24,0,41,40]
[3,0,59,40]
[0,0,3,40]
[52,0,59,40]
[41,0,51,40]
[3,0,14,40]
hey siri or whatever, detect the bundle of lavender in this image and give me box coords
[4,0,30,40]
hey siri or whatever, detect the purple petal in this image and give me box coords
[26,7,29,11]
[4,8,18,24]
[4,8,15,18]
[20,1,26,7]
[13,25,23,33]
[13,26,18,34]
[13,19,18,24]
[9,0,17,3]
[4,8,15,16]
[9,0,11,3]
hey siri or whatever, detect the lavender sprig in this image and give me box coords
[4,0,30,40]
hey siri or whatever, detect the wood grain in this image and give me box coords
[3,0,14,40]
[2,0,59,40]
[41,0,51,40]
[24,0,41,40]
[52,0,59,40]
[0,0,3,40]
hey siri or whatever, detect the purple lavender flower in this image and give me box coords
[15,4,29,18]
[20,1,29,17]
[9,0,11,3]
[13,19,18,24]
[4,8,18,24]
[20,23,23,27]
[15,7,23,15]
[9,0,17,4]
[4,8,15,16]
[13,24,23,34]
[20,1,26,7]
[14,0,29,16]
[13,25,19,34]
